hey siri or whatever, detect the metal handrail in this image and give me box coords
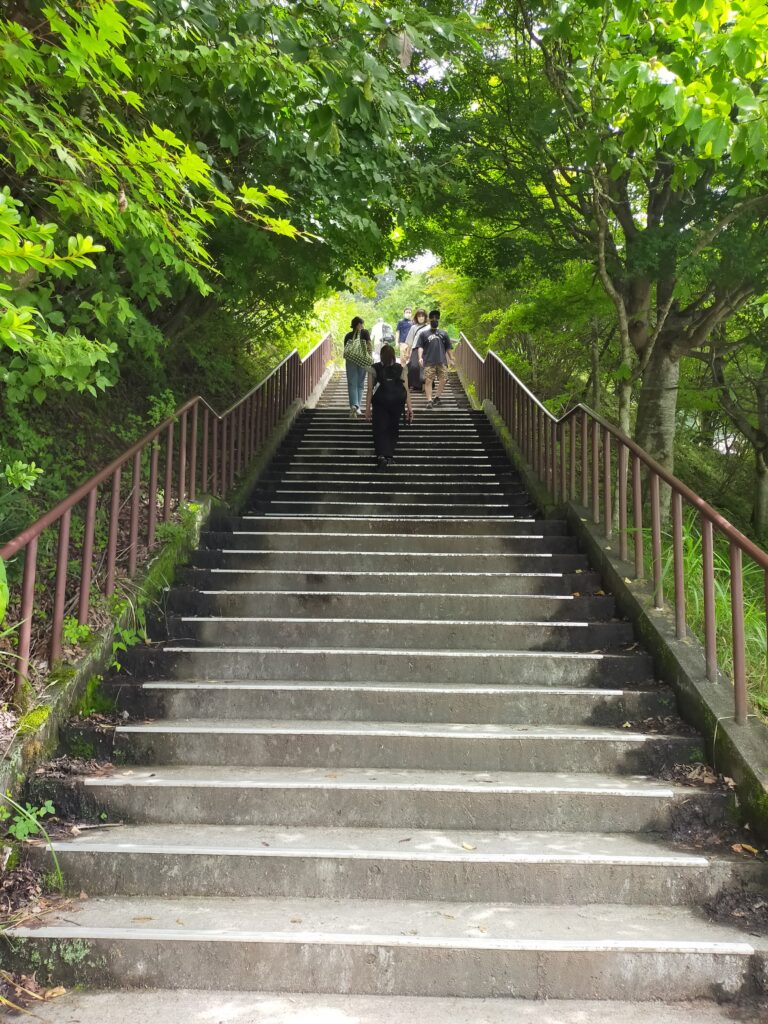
[1,335,332,698]
[457,333,768,726]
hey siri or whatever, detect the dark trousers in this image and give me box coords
[372,400,404,459]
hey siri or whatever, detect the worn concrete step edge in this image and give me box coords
[129,646,654,686]
[167,590,617,622]
[19,991,767,1024]
[37,765,729,832]
[107,679,672,725]
[8,897,767,1000]
[30,825,764,905]
[112,720,698,773]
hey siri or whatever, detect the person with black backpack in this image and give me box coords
[364,344,413,468]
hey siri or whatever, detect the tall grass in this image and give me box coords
[650,511,768,717]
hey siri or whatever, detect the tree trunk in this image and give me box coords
[753,451,768,543]
[590,330,601,412]
[634,342,680,520]
[634,342,680,472]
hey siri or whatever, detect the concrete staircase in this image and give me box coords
[16,372,768,1018]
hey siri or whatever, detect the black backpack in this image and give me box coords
[373,363,406,405]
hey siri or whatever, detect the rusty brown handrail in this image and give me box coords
[1,335,332,698]
[457,333,768,726]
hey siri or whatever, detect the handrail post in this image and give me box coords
[15,536,38,697]
[163,421,174,521]
[591,420,600,524]
[50,510,71,664]
[618,443,628,561]
[105,467,122,597]
[603,429,612,539]
[672,491,686,639]
[189,403,198,502]
[148,443,159,547]
[632,454,644,578]
[730,541,747,725]
[202,407,209,494]
[128,450,141,576]
[78,488,97,625]
[178,410,188,505]
[650,472,664,608]
[701,515,717,681]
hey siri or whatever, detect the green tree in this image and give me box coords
[426,0,768,477]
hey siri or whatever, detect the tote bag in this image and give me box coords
[344,332,372,368]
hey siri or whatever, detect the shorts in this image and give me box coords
[424,364,447,385]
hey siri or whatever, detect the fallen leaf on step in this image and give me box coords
[70,826,81,836]
[398,837,412,843]
[44,986,67,1000]
[79,892,88,900]
[623,577,632,584]
[290,917,303,924]
[132,916,154,922]
[723,777,736,790]
[176,918,185,925]
[572,592,581,598]
[261,841,270,847]
[595,590,605,596]
[732,843,759,856]
[461,842,477,851]
[621,722,632,729]
[442,913,456,919]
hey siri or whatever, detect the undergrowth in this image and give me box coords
[649,511,767,717]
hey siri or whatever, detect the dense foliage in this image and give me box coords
[0,0,471,536]
[410,0,768,539]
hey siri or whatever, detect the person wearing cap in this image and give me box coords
[417,309,454,408]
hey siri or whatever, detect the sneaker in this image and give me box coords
[355,406,365,418]
[349,408,358,419]
[433,395,442,406]
[425,400,433,409]
[376,456,388,469]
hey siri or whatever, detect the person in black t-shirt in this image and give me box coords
[417,310,454,407]
[364,344,414,467]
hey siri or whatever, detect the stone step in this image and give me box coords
[113,719,697,773]
[269,456,510,468]
[252,488,530,504]
[129,645,654,686]
[256,480,522,494]
[120,680,670,725]
[250,502,538,517]
[168,589,616,620]
[10,896,763,999]
[271,469,519,481]
[235,515,564,535]
[296,426,496,436]
[177,568,604,596]
[282,439,505,450]
[35,825,759,904]
[189,550,590,573]
[38,764,722,831]
[170,616,633,652]
[199,530,579,554]
[20,991,764,1024]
